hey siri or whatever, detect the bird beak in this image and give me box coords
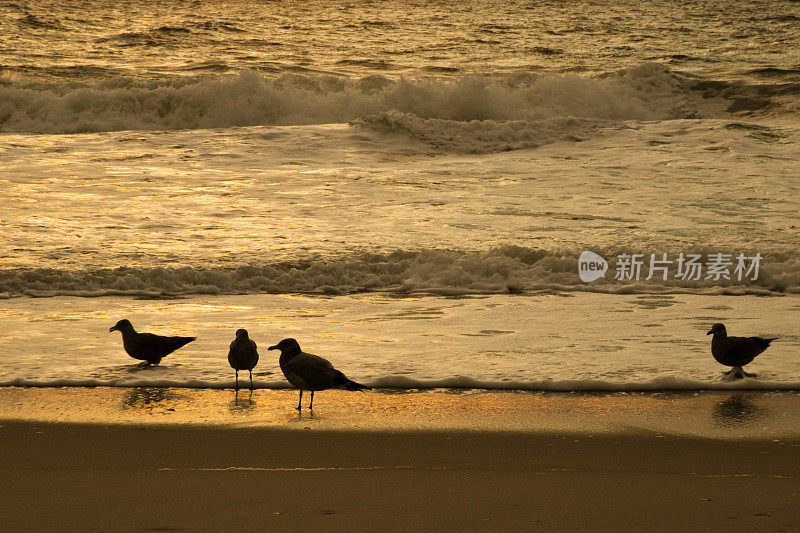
[268,345,278,351]
[109,326,116,332]
[706,330,713,335]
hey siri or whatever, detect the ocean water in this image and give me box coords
[1,0,799,390]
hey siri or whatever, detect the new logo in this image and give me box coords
[578,251,608,283]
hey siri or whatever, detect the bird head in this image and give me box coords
[235,328,249,339]
[268,338,301,354]
[707,323,726,336]
[109,319,133,333]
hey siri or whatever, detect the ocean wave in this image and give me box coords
[0,63,785,136]
[0,246,796,298]
[748,67,800,77]
[4,375,800,391]
[93,22,245,48]
[351,112,609,152]
[17,12,62,30]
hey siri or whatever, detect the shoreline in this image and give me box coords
[3,386,800,440]
[2,293,798,391]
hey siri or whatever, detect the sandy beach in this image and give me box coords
[2,388,800,532]
[2,1,799,531]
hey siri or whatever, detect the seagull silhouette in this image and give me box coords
[228,328,259,391]
[268,338,370,410]
[109,319,195,365]
[707,323,776,378]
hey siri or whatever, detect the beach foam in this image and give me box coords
[0,65,783,136]
[5,375,800,391]
[1,247,796,298]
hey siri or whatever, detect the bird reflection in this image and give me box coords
[122,387,174,410]
[712,393,764,427]
[228,389,257,414]
[291,408,316,422]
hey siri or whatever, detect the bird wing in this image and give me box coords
[284,352,337,390]
[726,336,773,365]
[228,340,239,365]
[245,339,259,366]
[136,332,194,358]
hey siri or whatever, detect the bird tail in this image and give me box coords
[173,336,196,349]
[334,370,371,391]
[344,379,371,392]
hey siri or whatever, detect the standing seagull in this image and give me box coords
[268,338,371,410]
[109,319,195,366]
[228,328,259,391]
[707,323,776,378]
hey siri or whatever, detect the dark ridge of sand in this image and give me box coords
[2,421,800,532]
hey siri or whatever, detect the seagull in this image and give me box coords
[228,328,259,391]
[109,319,195,365]
[268,338,371,410]
[707,323,776,378]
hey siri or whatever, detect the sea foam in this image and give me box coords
[0,64,775,137]
[1,246,796,298]
[4,375,800,391]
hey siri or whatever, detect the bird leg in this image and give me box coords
[296,389,303,411]
[309,391,314,410]
[235,370,239,391]
[249,369,253,391]
[725,367,746,380]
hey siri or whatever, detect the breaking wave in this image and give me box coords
[0,63,788,138]
[1,246,797,298]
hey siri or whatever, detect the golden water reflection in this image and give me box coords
[0,387,796,438]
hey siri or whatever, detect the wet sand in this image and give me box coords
[2,388,800,531]
[3,387,800,438]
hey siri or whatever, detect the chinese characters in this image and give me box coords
[612,253,762,282]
